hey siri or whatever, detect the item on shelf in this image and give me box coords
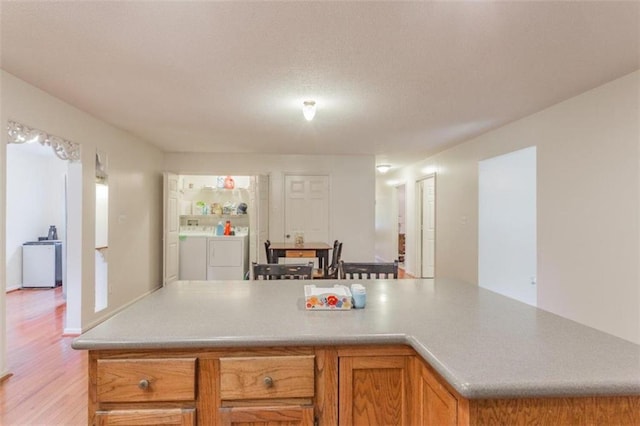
[237,202,248,214]
[224,176,235,189]
[216,221,224,236]
[216,176,225,188]
[196,200,207,215]
[211,203,223,215]
[222,201,236,215]
[224,221,232,236]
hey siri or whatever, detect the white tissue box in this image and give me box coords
[304,285,353,310]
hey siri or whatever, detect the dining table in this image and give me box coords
[268,241,332,277]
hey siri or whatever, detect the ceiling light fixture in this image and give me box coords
[376,164,391,174]
[302,100,316,121]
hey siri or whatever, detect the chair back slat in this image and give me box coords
[264,240,272,263]
[340,260,398,279]
[252,262,314,280]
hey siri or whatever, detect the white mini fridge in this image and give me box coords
[22,241,63,288]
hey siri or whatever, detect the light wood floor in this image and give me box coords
[0,287,87,425]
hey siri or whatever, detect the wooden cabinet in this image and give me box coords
[87,346,639,425]
[219,355,315,400]
[97,358,196,403]
[93,357,197,425]
[218,355,315,426]
[416,360,459,426]
[219,406,314,426]
[96,408,196,425]
[337,346,416,426]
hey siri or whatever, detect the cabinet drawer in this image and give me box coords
[285,250,316,258]
[96,408,195,425]
[97,358,196,402]
[220,355,314,400]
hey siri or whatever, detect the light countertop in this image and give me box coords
[72,279,640,399]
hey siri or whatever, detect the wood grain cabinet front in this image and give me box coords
[95,408,196,426]
[219,406,314,426]
[87,346,639,425]
[218,355,316,426]
[219,355,315,401]
[97,358,197,402]
[285,250,316,258]
[93,358,197,426]
[338,355,414,426]
[416,361,459,426]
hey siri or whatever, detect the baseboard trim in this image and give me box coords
[79,285,162,333]
[63,328,82,336]
[5,286,20,293]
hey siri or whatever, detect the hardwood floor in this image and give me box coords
[0,288,87,425]
[398,266,414,278]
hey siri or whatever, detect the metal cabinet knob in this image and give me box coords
[138,379,150,390]
[263,376,274,388]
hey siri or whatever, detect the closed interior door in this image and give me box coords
[284,175,329,244]
[163,172,179,285]
[418,176,436,278]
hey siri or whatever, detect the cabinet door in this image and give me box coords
[96,408,195,425]
[418,363,457,426]
[339,356,412,426]
[219,406,314,426]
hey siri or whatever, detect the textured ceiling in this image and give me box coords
[1,1,639,169]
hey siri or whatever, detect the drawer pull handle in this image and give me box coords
[138,379,150,390]
[263,376,274,388]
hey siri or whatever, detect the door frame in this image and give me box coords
[394,183,406,266]
[415,173,436,278]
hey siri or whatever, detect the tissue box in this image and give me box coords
[304,285,353,310]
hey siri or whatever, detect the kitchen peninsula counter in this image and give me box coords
[73,279,640,400]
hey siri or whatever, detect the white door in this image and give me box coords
[249,175,270,263]
[284,175,329,244]
[478,146,537,307]
[418,176,436,278]
[163,172,179,285]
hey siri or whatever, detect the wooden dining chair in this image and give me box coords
[340,260,398,279]
[252,262,314,280]
[314,240,343,279]
[264,239,272,263]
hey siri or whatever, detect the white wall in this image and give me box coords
[164,153,376,263]
[376,70,640,344]
[5,145,68,290]
[0,71,164,376]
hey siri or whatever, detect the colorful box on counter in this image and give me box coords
[304,284,353,310]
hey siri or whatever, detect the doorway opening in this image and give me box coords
[478,146,537,306]
[163,174,269,284]
[5,136,82,334]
